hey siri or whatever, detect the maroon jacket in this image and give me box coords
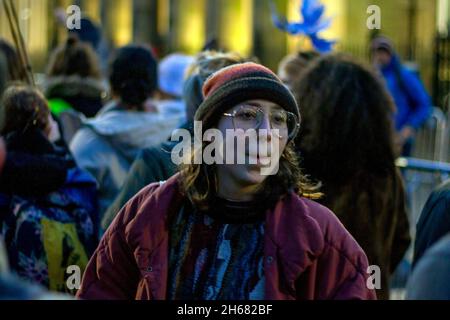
[77,174,376,300]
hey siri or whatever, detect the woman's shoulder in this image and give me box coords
[284,194,368,265]
[107,175,183,245]
[289,194,347,236]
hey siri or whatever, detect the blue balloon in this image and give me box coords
[270,0,336,53]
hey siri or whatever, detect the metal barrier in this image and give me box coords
[397,157,450,234]
[412,107,449,162]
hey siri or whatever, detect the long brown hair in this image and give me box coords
[46,37,101,79]
[1,85,50,136]
[292,53,397,185]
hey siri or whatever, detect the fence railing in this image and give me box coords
[412,107,449,162]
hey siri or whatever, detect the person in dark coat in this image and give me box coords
[413,179,450,267]
[0,138,71,197]
[407,233,450,300]
[0,55,74,196]
[0,86,98,293]
[292,53,411,299]
[101,51,248,230]
[77,62,375,300]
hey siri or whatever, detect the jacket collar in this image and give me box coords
[264,192,325,294]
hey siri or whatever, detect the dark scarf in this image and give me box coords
[197,196,267,224]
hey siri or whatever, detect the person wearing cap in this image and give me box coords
[370,36,431,157]
[77,62,376,300]
[153,53,194,126]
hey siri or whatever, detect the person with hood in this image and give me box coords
[371,36,431,156]
[102,51,247,230]
[77,62,376,300]
[70,45,183,219]
[44,36,106,118]
[292,53,411,299]
[0,85,98,293]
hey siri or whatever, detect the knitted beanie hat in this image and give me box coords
[194,62,300,140]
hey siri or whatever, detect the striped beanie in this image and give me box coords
[194,62,300,139]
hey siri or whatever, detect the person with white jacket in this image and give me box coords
[70,45,183,221]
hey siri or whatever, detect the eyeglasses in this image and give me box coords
[223,104,300,139]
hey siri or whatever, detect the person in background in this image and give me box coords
[102,51,247,230]
[77,62,375,300]
[0,54,75,197]
[0,235,71,300]
[370,36,431,157]
[413,179,450,267]
[277,51,320,155]
[277,51,320,91]
[155,53,194,123]
[407,233,450,300]
[44,36,106,118]
[292,53,411,299]
[0,86,98,294]
[70,45,183,219]
[54,10,110,74]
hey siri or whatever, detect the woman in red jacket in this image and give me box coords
[77,62,376,300]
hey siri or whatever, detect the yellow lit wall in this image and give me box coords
[0,0,49,71]
[110,0,133,46]
[437,0,449,34]
[177,0,206,53]
[219,0,253,56]
[82,0,101,23]
[157,0,170,36]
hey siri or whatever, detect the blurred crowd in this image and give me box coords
[0,16,449,301]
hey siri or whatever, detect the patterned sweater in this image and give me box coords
[167,197,266,300]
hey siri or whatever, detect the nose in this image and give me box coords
[259,114,271,130]
[258,114,273,141]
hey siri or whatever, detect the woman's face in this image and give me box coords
[215,99,289,194]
